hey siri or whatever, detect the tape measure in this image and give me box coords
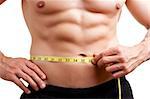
[30,55,121,99]
[30,56,93,63]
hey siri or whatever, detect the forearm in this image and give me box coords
[140,28,150,61]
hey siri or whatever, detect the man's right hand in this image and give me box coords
[0,56,47,94]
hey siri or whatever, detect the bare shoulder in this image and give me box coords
[126,0,149,7]
[126,0,150,28]
[0,0,6,5]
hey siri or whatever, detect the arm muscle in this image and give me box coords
[126,0,150,28]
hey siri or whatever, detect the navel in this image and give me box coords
[79,53,87,57]
[37,1,45,8]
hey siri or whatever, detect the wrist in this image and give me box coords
[138,40,150,62]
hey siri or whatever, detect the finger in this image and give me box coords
[11,75,31,94]
[113,59,143,78]
[16,70,39,91]
[22,67,46,89]
[92,53,103,65]
[25,60,46,80]
[102,47,120,56]
[112,71,126,78]
[97,55,125,67]
[105,63,125,73]
[97,54,126,68]
[104,55,126,64]
[92,48,120,65]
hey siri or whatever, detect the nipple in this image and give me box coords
[116,0,124,10]
[37,1,45,8]
[116,3,121,9]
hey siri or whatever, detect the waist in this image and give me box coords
[30,55,113,88]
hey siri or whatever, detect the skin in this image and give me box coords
[0,0,150,94]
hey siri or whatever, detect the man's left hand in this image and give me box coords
[92,44,148,78]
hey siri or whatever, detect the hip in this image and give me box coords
[20,76,134,98]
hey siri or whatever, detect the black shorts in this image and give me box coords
[20,77,133,99]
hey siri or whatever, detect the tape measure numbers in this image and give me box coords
[30,56,93,63]
[30,55,122,99]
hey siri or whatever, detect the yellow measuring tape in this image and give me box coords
[30,56,93,63]
[30,55,121,99]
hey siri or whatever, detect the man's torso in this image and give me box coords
[22,0,125,88]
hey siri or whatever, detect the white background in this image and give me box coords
[0,0,150,99]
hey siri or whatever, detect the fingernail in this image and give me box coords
[27,90,31,94]
[42,75,46,79]
[41,83,46,89]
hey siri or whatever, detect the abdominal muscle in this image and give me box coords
[30,30,119,88]
[22,0,121,88]
[31,44,116,88]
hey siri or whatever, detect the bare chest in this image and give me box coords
[22,0,126,14]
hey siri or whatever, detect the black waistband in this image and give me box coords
[28,77,126,95]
